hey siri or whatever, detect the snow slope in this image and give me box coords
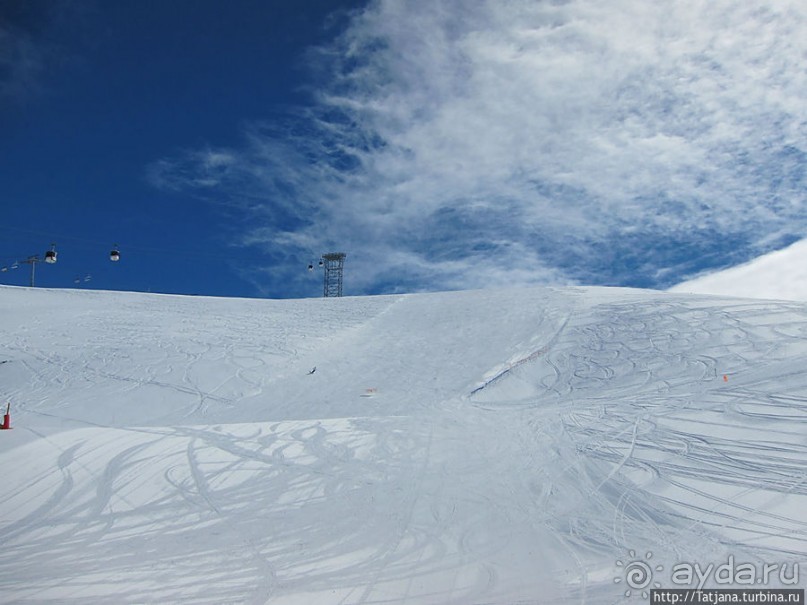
[0,285,805,604]
[670,237,807,302]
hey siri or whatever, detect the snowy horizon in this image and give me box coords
[671,237,807,302]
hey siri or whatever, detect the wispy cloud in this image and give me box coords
[149,0,807,296]
[0,23,45,102]
[0,1,89,106]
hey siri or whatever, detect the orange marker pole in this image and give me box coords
[2,402,10,430]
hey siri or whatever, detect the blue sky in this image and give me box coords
[2,0,806,299]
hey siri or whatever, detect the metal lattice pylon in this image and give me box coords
[321,252,346,297]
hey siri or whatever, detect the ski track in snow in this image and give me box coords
[0,286,805,603]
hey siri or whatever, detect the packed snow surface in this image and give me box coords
[0,285,805,604]
[670,237,807,302]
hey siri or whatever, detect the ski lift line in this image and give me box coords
[0,246,57,276]
[107,243,234,262]
[0,222,320,266]
[0,225,106,247]
[0,224,60,237]
[0,241,223,264]
[0,225,225,263]
[96,241,242,263]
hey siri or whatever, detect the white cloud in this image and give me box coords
[0,23,45,101]
[147,149,240,191]
[0,2,90,106]
[151,0,807,296]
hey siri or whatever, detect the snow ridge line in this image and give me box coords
[470,315,571,396]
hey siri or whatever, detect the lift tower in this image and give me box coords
[321,252,346,297]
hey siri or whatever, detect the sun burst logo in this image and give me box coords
[614,549,663,598]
